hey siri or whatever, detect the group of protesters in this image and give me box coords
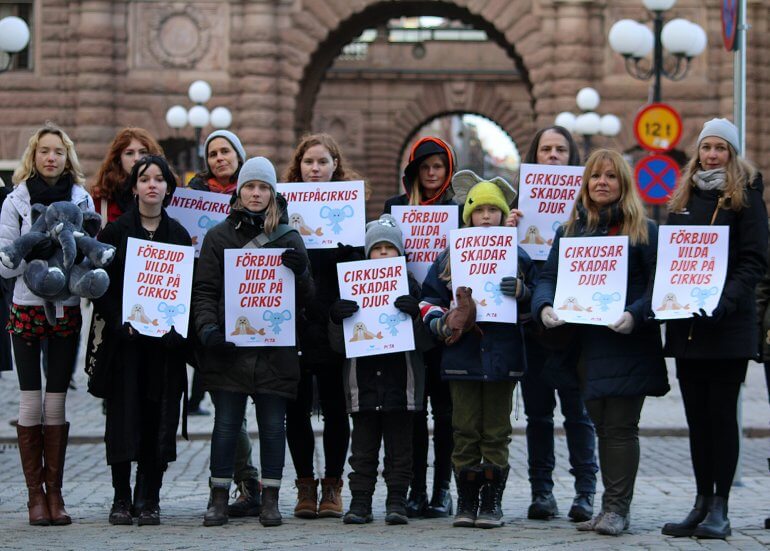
[0,114,766,541]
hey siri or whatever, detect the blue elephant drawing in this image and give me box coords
[319,205,354,235]
[263,309,292,334]
[198,215,220,232]
[483,281,504,306]
[592,291,621,312]
[379,311,408,336]
[690,286,719,308]
[158,302,186,327]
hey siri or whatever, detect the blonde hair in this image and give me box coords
[233,186,281,235]
[564,149,649,245]
[668,141,755,213]
[13,122,85,186]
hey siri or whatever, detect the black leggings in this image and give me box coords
[678,361,744,499]
[13,334,77,392]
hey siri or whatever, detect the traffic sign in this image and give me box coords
[633,103,683,153]
[635,155,680,205]
[721,0,739,51]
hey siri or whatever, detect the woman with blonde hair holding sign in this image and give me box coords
[661,119,767,540]
[532,149,668,536]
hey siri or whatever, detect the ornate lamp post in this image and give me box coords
[608,0,707,103]
[165,80,232,173]
[0,16,30,74]
[555,87,622,159]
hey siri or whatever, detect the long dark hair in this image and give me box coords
[128,155,179,207]
[523,126,581,166]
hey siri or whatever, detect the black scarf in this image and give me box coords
[576,202,623,232]
[27,172,74,206]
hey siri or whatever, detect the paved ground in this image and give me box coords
[0,306,768,549]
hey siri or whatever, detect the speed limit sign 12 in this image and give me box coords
[634,103,683,153]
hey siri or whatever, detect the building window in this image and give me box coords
[0,1,33,71]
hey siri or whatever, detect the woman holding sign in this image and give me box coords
[532,149,668,536]
[662,119,767,540]
[384,136,458,518]
[93,155,192,526]
[281,133,361,519]
[195,156,314,527]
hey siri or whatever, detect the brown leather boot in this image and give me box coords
[43,423,71,525]
[16,424,51,526]
[318,478,344,518]
[293,478,318,519]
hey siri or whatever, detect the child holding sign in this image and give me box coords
[532,149,668,536]
[93,155,192,526]
[193,157,314,528]
[328,214,433,525]
[421,173,535,529]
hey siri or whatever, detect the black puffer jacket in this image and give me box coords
[192,208,314,399]
[665,174,768,360]
[532,219,669,401]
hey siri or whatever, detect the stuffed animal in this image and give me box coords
[0,201,116,324]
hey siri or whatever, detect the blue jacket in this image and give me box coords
[532,219,669,401]
[420,247,535,382]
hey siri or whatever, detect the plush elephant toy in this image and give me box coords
[0,201,116,324]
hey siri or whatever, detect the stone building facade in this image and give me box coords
[0,0,767,213]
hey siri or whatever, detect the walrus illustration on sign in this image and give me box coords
[127,304,158,325]
[231,316,265,336]
[289,213,323,236]
[656,293,689,311]
[348,321,383,342]
[520,225,547,245]
[557,297,591,312]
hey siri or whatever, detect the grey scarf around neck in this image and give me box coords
[692,168,726,191]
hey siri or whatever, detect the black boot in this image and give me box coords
[203,486,229,527]
[259,487,282,527]
[405,487,428,518]
[109,498,133,525]
[425,480,453,518]
[528,491,558,520]
[343,493,373,524]
[661,495,710,537]
[453,466,482,528]
[131,471,146,518]
[228,479,262,517]
[693,496,731,539]
[137,467,162,526]
[475,464,508,529]
[568,493,594,522]
[385,488,408,525]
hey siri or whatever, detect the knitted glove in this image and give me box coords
[161,326,186,349]
[280,249,307,275]
[329,299,359,324]
[335,243,365,263]
[500,276,529,300]
[394,295,420,320]
[201,324,236,352]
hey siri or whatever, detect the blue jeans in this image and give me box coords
[522,341,597,495]
[209,390,287,488]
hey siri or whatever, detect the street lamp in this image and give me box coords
[0,16,30,74]
[165,80,232,173]
[555,87,622,159]
[608,0,707,103]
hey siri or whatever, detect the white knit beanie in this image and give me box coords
[236,157,277,196]
[697,118,740,154]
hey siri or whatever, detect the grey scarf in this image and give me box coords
[692,168,726,191]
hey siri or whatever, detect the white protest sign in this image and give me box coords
[391,205,458,284]
[652,226,729,320]
[553,236,628,325]
[166,187,231,257]
[279,181,366,249]
[337,256,415,358]
[449,227,518,324]
[224,249,295,346]
[122,238,195,338]
[517,163,583,261]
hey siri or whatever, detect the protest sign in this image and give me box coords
[337,256,415,358]
[391,205,458,284]
[166,187,231,257]
[122,238,195,337]
[652,226,729,320]
[449,227,518,323]
[553,236,629,325]
[224,249,295,346]
[517,163,583,260]
[279,181,366,249]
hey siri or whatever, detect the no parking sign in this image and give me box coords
[635,155,680,205]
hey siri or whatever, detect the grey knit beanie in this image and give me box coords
[697,118,740,154]
[204,130,247,164]
[365,214,405,258]
[237,157,277,195]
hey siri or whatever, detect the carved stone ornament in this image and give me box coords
[148,5,211,69]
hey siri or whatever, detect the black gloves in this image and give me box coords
[281,249,307,275]
[24,237,56,263]
[693,306,725,325]
[330,299,359,324]
[201,324,236,352]
[500,276,529,300]
[394,295,420,320]
[335,243,365,263]
[116,321,138,342]
[161,326,186,349]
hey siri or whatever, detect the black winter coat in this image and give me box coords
[94,208,192,465]
[664,175,768,360]
[532,219,669,401]
[192,208,314,399]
